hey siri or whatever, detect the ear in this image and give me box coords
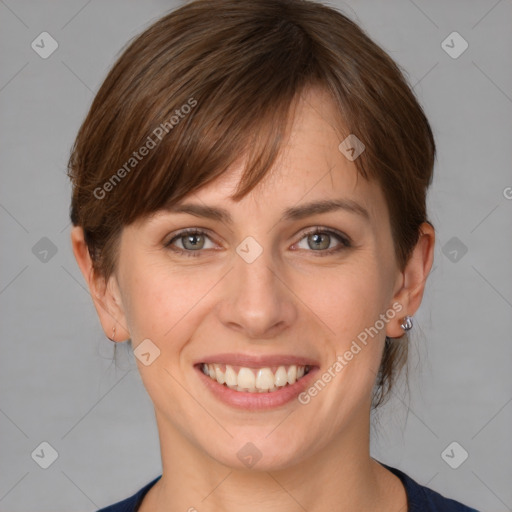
[70,226,130,342]
[385,222,435,339]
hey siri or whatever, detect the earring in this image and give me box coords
[107,326,116,342]
[400,315,413,331]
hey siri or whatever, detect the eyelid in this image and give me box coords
[291,226,352,254]
[165,225,352,256]
[165,227,220,248]
[298,226,351,245]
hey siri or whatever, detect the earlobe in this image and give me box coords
[70,226,130,342]
[385,222,435,339]
[92,273,131,342]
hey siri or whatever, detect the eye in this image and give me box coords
[164,229,216,257]
[294,228,351,255]
[165,226,352,258]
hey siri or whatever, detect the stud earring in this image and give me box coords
[400,315,413,331]
[107,325,116,342]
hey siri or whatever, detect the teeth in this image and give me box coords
[225,365,238,386]
[256,368,275,391]
[215,366,225,384]
[237,367,256,391]
[287,365,297,384]
[201,363,311,392]
[274,366,288,387]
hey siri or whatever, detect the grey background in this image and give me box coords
[0,0,511,510]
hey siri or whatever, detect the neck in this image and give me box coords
[140,407,404,512]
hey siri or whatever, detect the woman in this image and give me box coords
[68,0,480,510]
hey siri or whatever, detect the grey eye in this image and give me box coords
[307,232,331,250]
[181,233,206,250]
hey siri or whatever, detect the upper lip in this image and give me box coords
[194,353,320,368]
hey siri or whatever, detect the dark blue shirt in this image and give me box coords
[97,463,480,511]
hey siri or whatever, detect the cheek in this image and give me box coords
[299,256,389,398]
[299,267,388,422]
[123,264,218,348]
[122,267,209,410]
[301,258,388,343]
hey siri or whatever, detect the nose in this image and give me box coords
[216,244,297,340]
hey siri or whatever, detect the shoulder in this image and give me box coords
[96,475,162,512]
[381,463,481,512]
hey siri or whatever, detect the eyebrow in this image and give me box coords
[163,198,371,224]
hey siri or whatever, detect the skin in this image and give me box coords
[71,86,434,512]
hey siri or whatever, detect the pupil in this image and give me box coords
[311,233,327,249]
[187,234,202,248]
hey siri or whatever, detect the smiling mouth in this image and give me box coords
[199,363,312,393]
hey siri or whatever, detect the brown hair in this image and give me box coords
[67,0,436,408]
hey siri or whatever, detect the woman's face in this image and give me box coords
[96,87,427,471]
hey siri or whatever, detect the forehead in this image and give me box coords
[181,88,384,222]
[144,86,388,228]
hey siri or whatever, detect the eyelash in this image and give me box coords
[164,227,352,258]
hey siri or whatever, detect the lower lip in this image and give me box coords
[195,365,320,410]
